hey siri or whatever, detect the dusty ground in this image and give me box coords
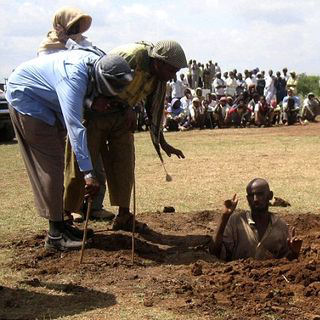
[1,209,319,320]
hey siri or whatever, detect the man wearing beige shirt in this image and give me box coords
[210,178,302,261]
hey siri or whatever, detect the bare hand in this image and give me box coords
[161,142,185,159]
[125,108,137,133]
[84,177,100,198]
[223,194,238,216]
[287,227,303,258]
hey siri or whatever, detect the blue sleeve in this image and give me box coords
[55,74,92,172]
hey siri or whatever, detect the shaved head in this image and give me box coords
[246,178,270,195]
[246,178,273,215]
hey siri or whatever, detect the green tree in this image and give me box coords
[297,74,320,97]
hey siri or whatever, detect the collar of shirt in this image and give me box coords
[245,211,279,245]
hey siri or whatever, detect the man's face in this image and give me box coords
[153,60,179,82]
[247,181,272,214]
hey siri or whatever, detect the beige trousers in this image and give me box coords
[63,111,135,213]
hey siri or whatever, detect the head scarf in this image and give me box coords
[38,7,92,54]
[94,54,133,96]
[85,53,133,108]
[148,40,187,69]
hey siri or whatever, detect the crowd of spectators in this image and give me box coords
[151,60,320,132]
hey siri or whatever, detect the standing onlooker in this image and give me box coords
[38,7,92,56]
[191,60,199,89]
[225,71,237,97]
[212,72,226,99]
[286,71,298,95]
[38,7,115,221]
[282,67,289,82]
[264,70,276,104]
[236,73,246,96]
[256,73,266,97]
[215,62,221,74]
[274,71,287,104]
[170,75,185,99]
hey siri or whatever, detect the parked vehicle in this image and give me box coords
[0,82,15,142]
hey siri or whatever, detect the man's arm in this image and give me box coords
[56,76,99,197]
[286,227,303,260]
[159,131,185,159]
[210,194,238,257]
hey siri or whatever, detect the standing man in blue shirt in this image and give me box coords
[6,48,133,250]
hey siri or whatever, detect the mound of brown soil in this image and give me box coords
[2,211,320,319]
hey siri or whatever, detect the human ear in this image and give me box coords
[268,191,274,201]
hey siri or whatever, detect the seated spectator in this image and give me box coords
[210,178,303,261]
[282,89,300,125]
[206,93,217,129]
[195,87,205,103]
[270,99,282,125]
[242,93,259,126]
[212,96,229,128]
[225,98,246,127]
[190,97,207,129]
[254,96,274,127]
[301,92,320,122]
[164,98,187,131]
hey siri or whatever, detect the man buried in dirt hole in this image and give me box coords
[210,178,303,261]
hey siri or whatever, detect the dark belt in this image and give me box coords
[84,101,129,120]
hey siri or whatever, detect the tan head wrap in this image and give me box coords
[38,6,92,54]
[148,40,187,69]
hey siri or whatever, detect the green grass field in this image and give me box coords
[1,124,320,239]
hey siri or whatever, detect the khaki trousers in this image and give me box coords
[9,106,66,221]
[63,112,134,213]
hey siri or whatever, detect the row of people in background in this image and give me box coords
[169,66,298,103]
[161,87,320,132]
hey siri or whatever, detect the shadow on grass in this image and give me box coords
[0,139,17,145]
[0,281,116,319]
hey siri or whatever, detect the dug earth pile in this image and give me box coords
[1,210,320,320]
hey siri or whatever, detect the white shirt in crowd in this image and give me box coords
[226,77,237,97]
[170,79,185,99]
[213,78,226,96]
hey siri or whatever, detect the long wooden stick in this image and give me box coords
[131,173,136,264]
[79,198,93,264]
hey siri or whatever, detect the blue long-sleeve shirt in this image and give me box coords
[6,49,99,171]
